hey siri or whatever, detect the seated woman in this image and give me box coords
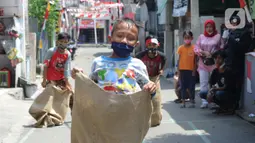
[204,50,236,114]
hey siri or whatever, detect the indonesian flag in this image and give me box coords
[39,2,51,49]
[239,0,253,23]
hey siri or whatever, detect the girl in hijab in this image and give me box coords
[194,19,224,109]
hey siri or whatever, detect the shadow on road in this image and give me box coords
[160,77,174,90]
[144,133,210,143]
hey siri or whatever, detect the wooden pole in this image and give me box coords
[94,19,98,44]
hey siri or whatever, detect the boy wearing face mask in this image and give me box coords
[72,18,156,98]
[41,32,73,109]
[135,35,166,127]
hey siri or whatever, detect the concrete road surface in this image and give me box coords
[15,47,255,143]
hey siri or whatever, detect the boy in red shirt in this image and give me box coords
[41,32,73,108]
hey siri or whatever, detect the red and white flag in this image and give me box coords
[239,0,253,23]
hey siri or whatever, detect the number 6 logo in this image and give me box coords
[225,8,246,29]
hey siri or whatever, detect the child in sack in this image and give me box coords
[72,18,156,96]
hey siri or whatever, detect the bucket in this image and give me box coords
[18,77,38,98]
[23,83,38,98]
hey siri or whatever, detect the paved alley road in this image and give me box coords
[17,47,255,143]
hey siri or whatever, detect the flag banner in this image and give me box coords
[172,0,188,17]
[39,2,51,49]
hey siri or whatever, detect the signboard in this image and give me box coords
[80,20,105,29]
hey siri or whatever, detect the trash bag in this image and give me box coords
[29,84,73,128]
[71,73,152,143]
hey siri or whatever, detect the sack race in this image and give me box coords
[71,73,152,143]
[29,84,72,128]
[149,76,162,127]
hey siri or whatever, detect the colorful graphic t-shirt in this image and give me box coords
[89,56,150,94]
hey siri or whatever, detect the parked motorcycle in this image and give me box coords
[67,40,77,60]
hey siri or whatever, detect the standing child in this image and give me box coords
[72,18,156,101]
[177,31,197,108]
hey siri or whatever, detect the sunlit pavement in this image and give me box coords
[16,47,255,143]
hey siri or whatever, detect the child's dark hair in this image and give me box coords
[212,50,227,59]
[57,32,71,41]
[183,31,193,37]
[111,18,139,35]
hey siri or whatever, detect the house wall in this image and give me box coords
[0,0,28,85]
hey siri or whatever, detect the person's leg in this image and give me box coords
[212,91,235,114]
[188,71,196,108]
[174,79,181,103]
[149,76,162,127]
[180,71,189,108]
[199,70,210,108]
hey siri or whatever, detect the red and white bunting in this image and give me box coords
[67,8,83,13]
[80,0,124,8]
[75,13,109,19]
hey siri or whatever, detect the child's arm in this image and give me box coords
[192,54,198,76]
[158,52,167,75]
[64,53,72,90]
[42,48,54,87]
[177,46,182,78]
[136,63,156,98]
[209,69,217,88]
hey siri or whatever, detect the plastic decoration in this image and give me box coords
[1,40,23,66]
[5,25,21,39]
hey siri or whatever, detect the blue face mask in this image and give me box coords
[111,42,134,58]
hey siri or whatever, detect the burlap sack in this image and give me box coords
[149,76,162,127]
[71,73,152,143]
[29,84,72,128]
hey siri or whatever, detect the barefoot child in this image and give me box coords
[72,18,156,98]
[177,31,197,108]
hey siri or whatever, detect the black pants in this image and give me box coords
[180,70,195,100]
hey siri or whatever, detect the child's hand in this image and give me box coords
[159,70,164,75]
[71,68,83,79]
[143,81,157,94]
[192,70,196,76]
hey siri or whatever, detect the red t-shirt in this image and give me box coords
[136,51,166,77]
[44,50,69,81]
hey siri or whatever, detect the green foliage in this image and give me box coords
[28,0,59,35]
